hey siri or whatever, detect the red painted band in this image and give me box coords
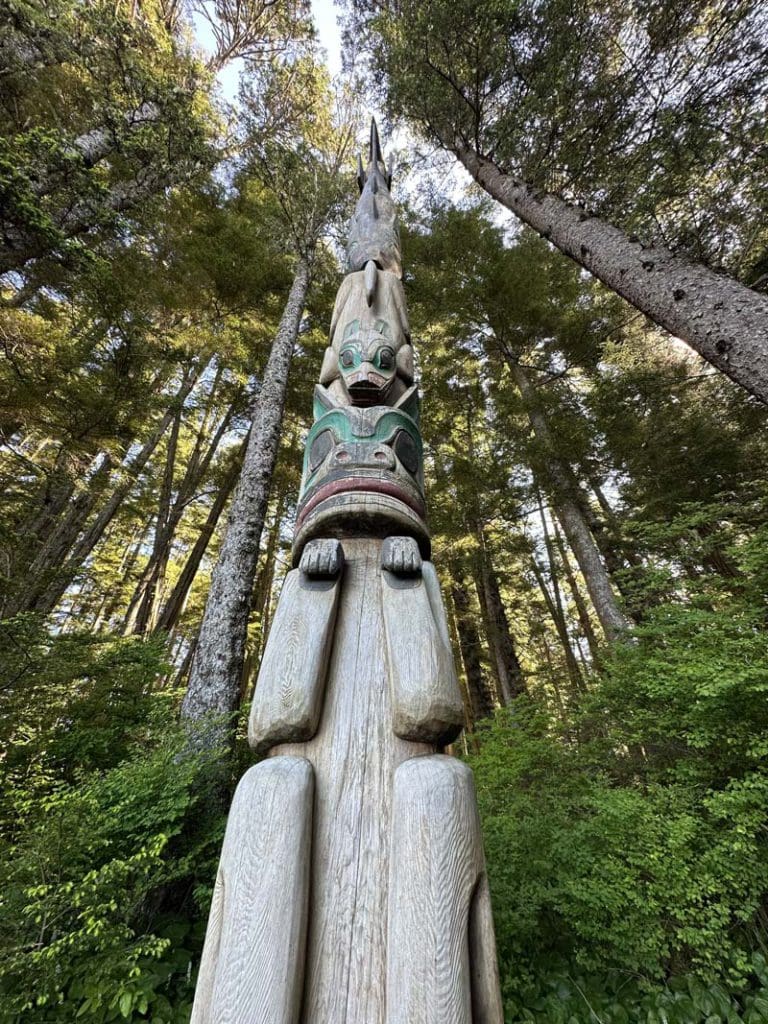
[296,477,426,528]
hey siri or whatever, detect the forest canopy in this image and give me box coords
[1,0,768,1021]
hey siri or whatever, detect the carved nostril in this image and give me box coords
[336,449,351,463]
[373,450,389,462]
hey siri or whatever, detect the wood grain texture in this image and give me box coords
[382,561,464,745]
[194,537,502,1024]
[387,755,488,1024]
[248,568,340,756]
[299,537,344,578]
[469,873,505,1023]
[190,756,313,1024]
[293,490,431,564]
[323,270,413,408]
[276,538,432,1024]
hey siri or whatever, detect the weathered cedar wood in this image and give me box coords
[248,566,342,756]
[190,756,313,1023]
[189,122,503,1024]
[382,556,464,744]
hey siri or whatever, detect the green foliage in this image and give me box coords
[2,4,768,1019]
[0,620,226,1022]
[468,533,768,1020]
[354,0,768,275]
[0,0,216,279]
[501,959,768,1024]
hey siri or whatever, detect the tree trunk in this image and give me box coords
[450,575,495,723]
[28,364,202,616]
[455,145,768,406]
[3,454,112,616]
[474,531,525,703]
[153,445,245,635]
[130,404,183,634]
[551,520,601,662]
[444,582,477,739]
[18,447,79,550]
[91,522,149,631]
[511,359,631,639]
[529,548,584,694]
[180,258,311,737]
[251,485,287,666]
[131,392,239,634]
[0,164,189,275]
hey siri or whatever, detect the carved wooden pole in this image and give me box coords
[190,120,504,1024]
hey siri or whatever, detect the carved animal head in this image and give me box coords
[348,119,401,278]
[293,388,429,560]
[337,317,398,406]
[320,266,414,407]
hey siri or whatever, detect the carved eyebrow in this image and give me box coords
[343,319,361,339]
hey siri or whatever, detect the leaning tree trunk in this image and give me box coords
[551,520,601,662]
[3,455,111,616]
[454,145,768,406]
[26,363,203,616]
[153,443,245,635]
[129,404,182,634]
[180,257,311,736]
[129,394,236,634]
[529,539,585,695]
[511,359,631,639]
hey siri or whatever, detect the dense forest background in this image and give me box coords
[2,0,768,1021]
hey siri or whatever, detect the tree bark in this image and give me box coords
[3,454,112,616]
[180,258,311,737]
[474,531,525,703]
[251,480,288,665]
[511,359,631,639]
[27,364,202,616]
[529,546,584,694]
[450,575,495,723]
[551,520,601,663]
[455,145,768,406]
[129,404,183,634]
[153,441,245,635]
[131,391,239,634]
[0,169,185,274]
[91,522,150,631]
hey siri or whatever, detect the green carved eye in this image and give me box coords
[340,345,360,370]
[377,347,395,370]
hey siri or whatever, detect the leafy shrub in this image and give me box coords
[468,587,768,1021]
[0,618,226,1022]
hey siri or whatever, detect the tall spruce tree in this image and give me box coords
[180,59,358,740]
[348,0,768,403]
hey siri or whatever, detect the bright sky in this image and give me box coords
[192,0,344,102]
[311,0,343,80]
[191,0,488,218]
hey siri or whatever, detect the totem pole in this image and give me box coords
[190,121,504,1024]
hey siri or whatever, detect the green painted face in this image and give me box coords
[337,318,398,406]
[296,403,426,544]
[301,405,423,495]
